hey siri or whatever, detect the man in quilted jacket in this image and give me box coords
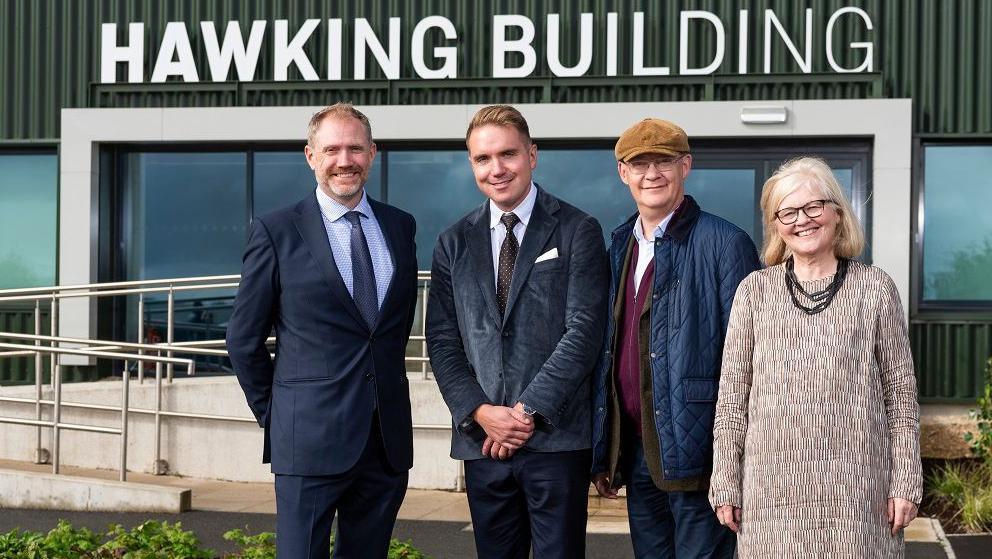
[590,118,760,558]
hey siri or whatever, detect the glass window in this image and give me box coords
[386,150,479,268]
[535,149,636,235]
[0,154,57,288]
[923,146,992,302]
[253,150,382,216]
[123,152,247,280]
[685,168,757,240]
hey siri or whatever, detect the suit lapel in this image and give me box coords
[293,195,368,330]
[466,204,503,329]
[502,187,559,325]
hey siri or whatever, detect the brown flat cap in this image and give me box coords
[614,118,690,161]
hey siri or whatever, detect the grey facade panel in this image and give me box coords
[2,0,991,140]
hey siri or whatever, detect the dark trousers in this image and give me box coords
[464,449,591,559]
[274,418,408,559]
[621,441,735,559]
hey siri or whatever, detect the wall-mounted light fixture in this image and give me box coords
[740,106,788,124]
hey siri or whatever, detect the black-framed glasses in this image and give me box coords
[624,155,684,175]
[774,199,833,225]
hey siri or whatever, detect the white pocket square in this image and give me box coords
[535,248,558,263]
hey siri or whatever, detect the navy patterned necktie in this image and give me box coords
[497,212,520,316]
[344,211,379,329]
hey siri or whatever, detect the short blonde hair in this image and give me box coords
[465,105,532,144]
[759,156,865,266]
[307,103,372,146]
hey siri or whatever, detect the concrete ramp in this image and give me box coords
[0,468,191,513]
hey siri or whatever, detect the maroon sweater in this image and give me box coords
[615,247,655,437]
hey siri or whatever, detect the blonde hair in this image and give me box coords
[307,102,372,146]
[759,156,865,266]
[465,105,532,144]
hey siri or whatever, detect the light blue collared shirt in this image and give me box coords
[315,187,394,307]
[631,209,676,296]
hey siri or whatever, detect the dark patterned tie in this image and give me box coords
[497,212,520,316]
[344,211,379,329]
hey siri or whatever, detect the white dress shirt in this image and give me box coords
[489,182,538,285]
[631,211,676,296]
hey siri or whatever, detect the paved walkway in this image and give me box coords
[0,458,951,557]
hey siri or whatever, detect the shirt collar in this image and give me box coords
[315,186,373,223]
[632,210,676,243]
[489,182,537,230]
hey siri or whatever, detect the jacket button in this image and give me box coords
[597,407,605,413]
[650,352,657,358]
[502,331,510,337]
[655,410,661,415]
[604,350,610,356]
[652,293,659,300]
[365,372,373,380]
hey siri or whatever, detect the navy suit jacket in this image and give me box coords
[226,193,418,476]
[426,186,610,460]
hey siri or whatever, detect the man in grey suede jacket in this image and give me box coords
[426,104,609,559]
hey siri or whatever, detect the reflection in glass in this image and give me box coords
[253,151,382,216]
[923,146,992,301]
[536,150,636,236]
[122,152,247,370]
[386,151,480,268]
[0,154,57,288]
[124,152,247,280]
[685,169,757,242]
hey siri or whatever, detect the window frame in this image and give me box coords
[913,139,992,315]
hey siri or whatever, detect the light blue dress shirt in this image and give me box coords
[315,187,394,308]
[631,209,676,296]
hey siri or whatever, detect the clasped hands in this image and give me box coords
[472,402,534,460]
[715,497,918,535]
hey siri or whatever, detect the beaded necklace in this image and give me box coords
[784,256,850,315]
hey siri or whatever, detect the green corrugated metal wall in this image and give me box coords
[2,0,991,141]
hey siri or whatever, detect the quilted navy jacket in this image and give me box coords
[591,195,760,480]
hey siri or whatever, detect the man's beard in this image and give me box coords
[321,168,366,200]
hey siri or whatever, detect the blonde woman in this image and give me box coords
[709,157,922,557]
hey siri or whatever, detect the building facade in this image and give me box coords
[1,0,991,403]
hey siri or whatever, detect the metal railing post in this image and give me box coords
[50,295,60,474]
[421,283,429,380]
[166,287,174,383]
[33,300,46,463]
[154,360,165,474]
[137,293,145,384]
[120,361,129,482]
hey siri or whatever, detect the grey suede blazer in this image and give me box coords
[426,186,610,460]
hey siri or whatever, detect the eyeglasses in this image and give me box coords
[774,199,834,225]
[624,155,684,175]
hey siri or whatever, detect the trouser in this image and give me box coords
[622,440,735,559]
[274,416,408,559]
[464,448,592,559]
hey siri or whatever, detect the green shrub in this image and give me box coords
[964,357,992,461]
[927,460,992,533]
[98,521,213,558]
[223,528,430,559]
[0,522,429,559]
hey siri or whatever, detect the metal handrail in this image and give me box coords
[0,272,445,485]
[0,340,195,481]
[0,275,241,297]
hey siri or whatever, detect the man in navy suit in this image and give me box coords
[426,105,610,558]
[226,103,418,559]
